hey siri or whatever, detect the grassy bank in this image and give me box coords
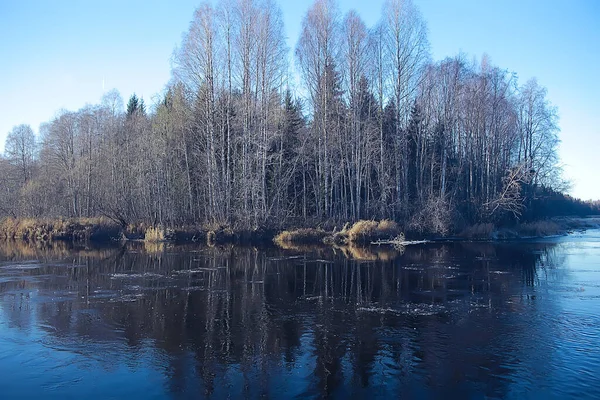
[0,217,276,245]
[457,217,600,240]
[2,216,597,245]
[274,220,403,247]
[0,217,122,242]
[274,216,600,248]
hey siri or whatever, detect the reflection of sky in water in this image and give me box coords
[0,233,598,399]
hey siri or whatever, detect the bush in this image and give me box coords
[144,226,166,242]
[346,219,401,244]
[274,228,329,245]
[408,196,453,236]
[0,217,121,241]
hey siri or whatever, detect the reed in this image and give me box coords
[274,228,329,246]
[346,219,401,244]
[0,217,121,241]
[144,226,166,242]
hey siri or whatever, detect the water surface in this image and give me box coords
[0,232,599,399]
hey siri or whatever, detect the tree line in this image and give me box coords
[1,0,594,233]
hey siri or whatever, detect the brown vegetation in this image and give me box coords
[274,228,329,246]
[0,217,273,245]
[0,217,121,242]
[144,226,166,242]
[274,220,402,247]
[346,220,401,244]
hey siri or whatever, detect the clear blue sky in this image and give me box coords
[1,0,598,200]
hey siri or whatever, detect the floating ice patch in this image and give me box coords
[267,256,304,261]
[172,269,209,275]
[303,296,322,301]
[401,266,425,271]
[180,286,207,291]
[1,263,42,270]
[109,272,165,279]
[109,293,144,302]
[357,304,446,316]
[475,257,497,261]
[428,265,460,270]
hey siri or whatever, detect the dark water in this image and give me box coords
[0,231,599,399]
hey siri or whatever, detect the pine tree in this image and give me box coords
[126,94,139,117]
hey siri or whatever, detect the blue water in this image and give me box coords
[0,231,599,399]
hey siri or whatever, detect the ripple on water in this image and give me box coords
[0,229,599,398]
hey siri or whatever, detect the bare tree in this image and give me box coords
[5,124,36,183]
[0,0,573,231]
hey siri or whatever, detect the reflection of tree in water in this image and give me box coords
[0,239,562,397]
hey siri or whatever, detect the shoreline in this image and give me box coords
[1,216,599,247]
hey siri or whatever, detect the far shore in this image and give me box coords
[1,216,599,248]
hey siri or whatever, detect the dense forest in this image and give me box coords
[1,0,597,234]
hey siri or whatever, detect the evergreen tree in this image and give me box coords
[126,94,139,117]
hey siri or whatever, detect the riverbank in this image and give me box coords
[273,217,600,247]
[1,216,598,247]
[0,217,277,245]
[455,217,600,241]
[0,217,122,242]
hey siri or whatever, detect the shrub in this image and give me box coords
[144,226,166,242]
[408,196,453,236]
[0,217,121,241]
[274,228,329,246]
[346,219,401,244]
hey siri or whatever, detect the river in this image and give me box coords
[0,231,599,399]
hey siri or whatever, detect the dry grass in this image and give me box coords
[273,220,402,248]
[206,230,216,246]
[0,218,38,240]
[144,226,166,242]
[346,219,401,244]
[274,228,329,246]
[0,217,121,241]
